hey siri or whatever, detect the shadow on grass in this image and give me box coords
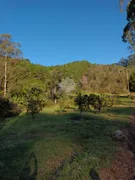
[19,152,38,180]
[0,107,132,179]
[89,169,100,180]
[106,107,134,117]
[0,143,31,180]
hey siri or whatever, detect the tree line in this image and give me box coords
[1,34,135,99]
[1,33,135,118]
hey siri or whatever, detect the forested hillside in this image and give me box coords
[0,57,134,99]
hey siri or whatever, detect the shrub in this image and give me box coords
[74,93,84,112]
[89,94,103,112]
[0,96,21,119]
[75,93,108,112]
[27,99,45,118]
[25,87,45,118]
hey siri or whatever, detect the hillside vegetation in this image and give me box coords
[0,57,135,99]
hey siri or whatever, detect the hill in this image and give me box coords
[0,57,135,98]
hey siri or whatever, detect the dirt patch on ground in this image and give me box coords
[100,114,135,180]
[100,145,135,180]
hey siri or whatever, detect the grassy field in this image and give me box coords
[0,98,134,180]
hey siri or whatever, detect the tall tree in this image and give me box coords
[0,34,22,96]
[118,58,130,94]
[120,0,135,50]
[127,54,135,65]
[129,71,135,91]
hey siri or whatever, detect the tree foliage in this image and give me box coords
[129,71,135,91]
[118,55,135,67]
[75,93,109,112]
[0,34,22,58]
[0,57,133,97]
[58,77,76,94]
[25,87,45,118]
[0,34,22,96]
[120,0,135,50]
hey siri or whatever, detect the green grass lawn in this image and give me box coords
[0,103,133,180]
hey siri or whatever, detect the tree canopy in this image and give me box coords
[0,34,22,58]
[120,0,135,50]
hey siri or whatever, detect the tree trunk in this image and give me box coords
[126,68,130,96]
[4,57,7,97]
[54,99,57,104]
[80,111,83,121]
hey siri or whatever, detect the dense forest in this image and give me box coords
[0,55,135,98]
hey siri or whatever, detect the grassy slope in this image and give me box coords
[0,99,133,180]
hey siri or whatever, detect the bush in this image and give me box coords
[0,97,21,119]
[74,93,85,112]
[75,93,108,112]
[75,93,90,112]
[27,99,45,118]
[89,94,103,112]
[25,87,45,118]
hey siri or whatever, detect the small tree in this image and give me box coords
[74,93,90,120]
[75,93,107,114]
[74,93,84,120]
[75,93,83,111]
[49,69,62,103]
[89,94,103,112]
[25,87,45,118]
[0,34,22,96]
[27,99,45,118]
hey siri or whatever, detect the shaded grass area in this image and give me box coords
[0,106,132,180]
[106,107,134,117]
[117,96,134,107]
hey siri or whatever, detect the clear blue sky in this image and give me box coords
[0,0,130,66]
